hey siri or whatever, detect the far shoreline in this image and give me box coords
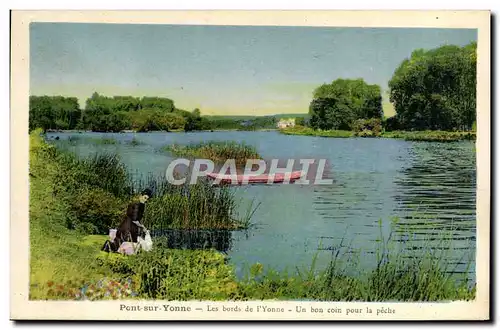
[43,127,476,143]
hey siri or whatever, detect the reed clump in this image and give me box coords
[137,174,254,230]
[163,141,261,166]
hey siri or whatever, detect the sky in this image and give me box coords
[29,23,477,116]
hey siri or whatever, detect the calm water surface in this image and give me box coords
[50,131,476,281]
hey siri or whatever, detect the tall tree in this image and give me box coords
[308,78,383,130]
[388,42,477,131]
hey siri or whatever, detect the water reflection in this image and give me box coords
[393,142,476,279]
[310,140,476,280]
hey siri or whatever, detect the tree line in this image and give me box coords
[29,92,282,133]
[29,92,202,133]
[306,42,477,132]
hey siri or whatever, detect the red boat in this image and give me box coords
[206,170,303,185]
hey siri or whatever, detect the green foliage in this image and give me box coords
[388,42,477,131]
[353,118,382,137]
[95,252,135,274]
[46,151,133,234]
[129,108,186,132]
[140,96,175,111]
[31,92,197,133]
[295,117,306,126]
[280,126,354,138]
[29,96,81,132]
[281,123,475,142]
[30,92,286,133]
[65,186,127,234]
[184,109,212,131]
[382,130,476,142]
[125,248,239,300]
[383,115,402,132]
[309,79,383,130]
[163,141,261,166]
[195,116,278,131]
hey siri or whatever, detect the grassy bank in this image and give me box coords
[280,126,354,138]
[162,141,261,166]
[30,129,475,301]
[280,127,476,142]
[382,130,476,142]
[29,129,243,300]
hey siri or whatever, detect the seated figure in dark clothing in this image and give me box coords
[101,188,153,253]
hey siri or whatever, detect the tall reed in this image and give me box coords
[134,174,252,230]
[236,217,475,301]
[45,134,256,232]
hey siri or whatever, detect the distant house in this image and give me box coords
[277,118,296,129]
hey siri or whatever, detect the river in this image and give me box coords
[48,130,477,282]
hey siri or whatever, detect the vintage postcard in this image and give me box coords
[10,10,490,321]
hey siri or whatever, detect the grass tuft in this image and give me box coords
[162,141,261,166]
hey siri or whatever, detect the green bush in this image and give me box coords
[295,117,306,126]
[353,118,382,137]
[95,252,135,274]
[66,186,127,234]
[383,116,401,132]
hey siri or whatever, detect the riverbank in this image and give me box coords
[29,129,241,300]
[29,129,476,301]
[280,127,476,142]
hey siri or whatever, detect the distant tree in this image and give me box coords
[309,78,382,130]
